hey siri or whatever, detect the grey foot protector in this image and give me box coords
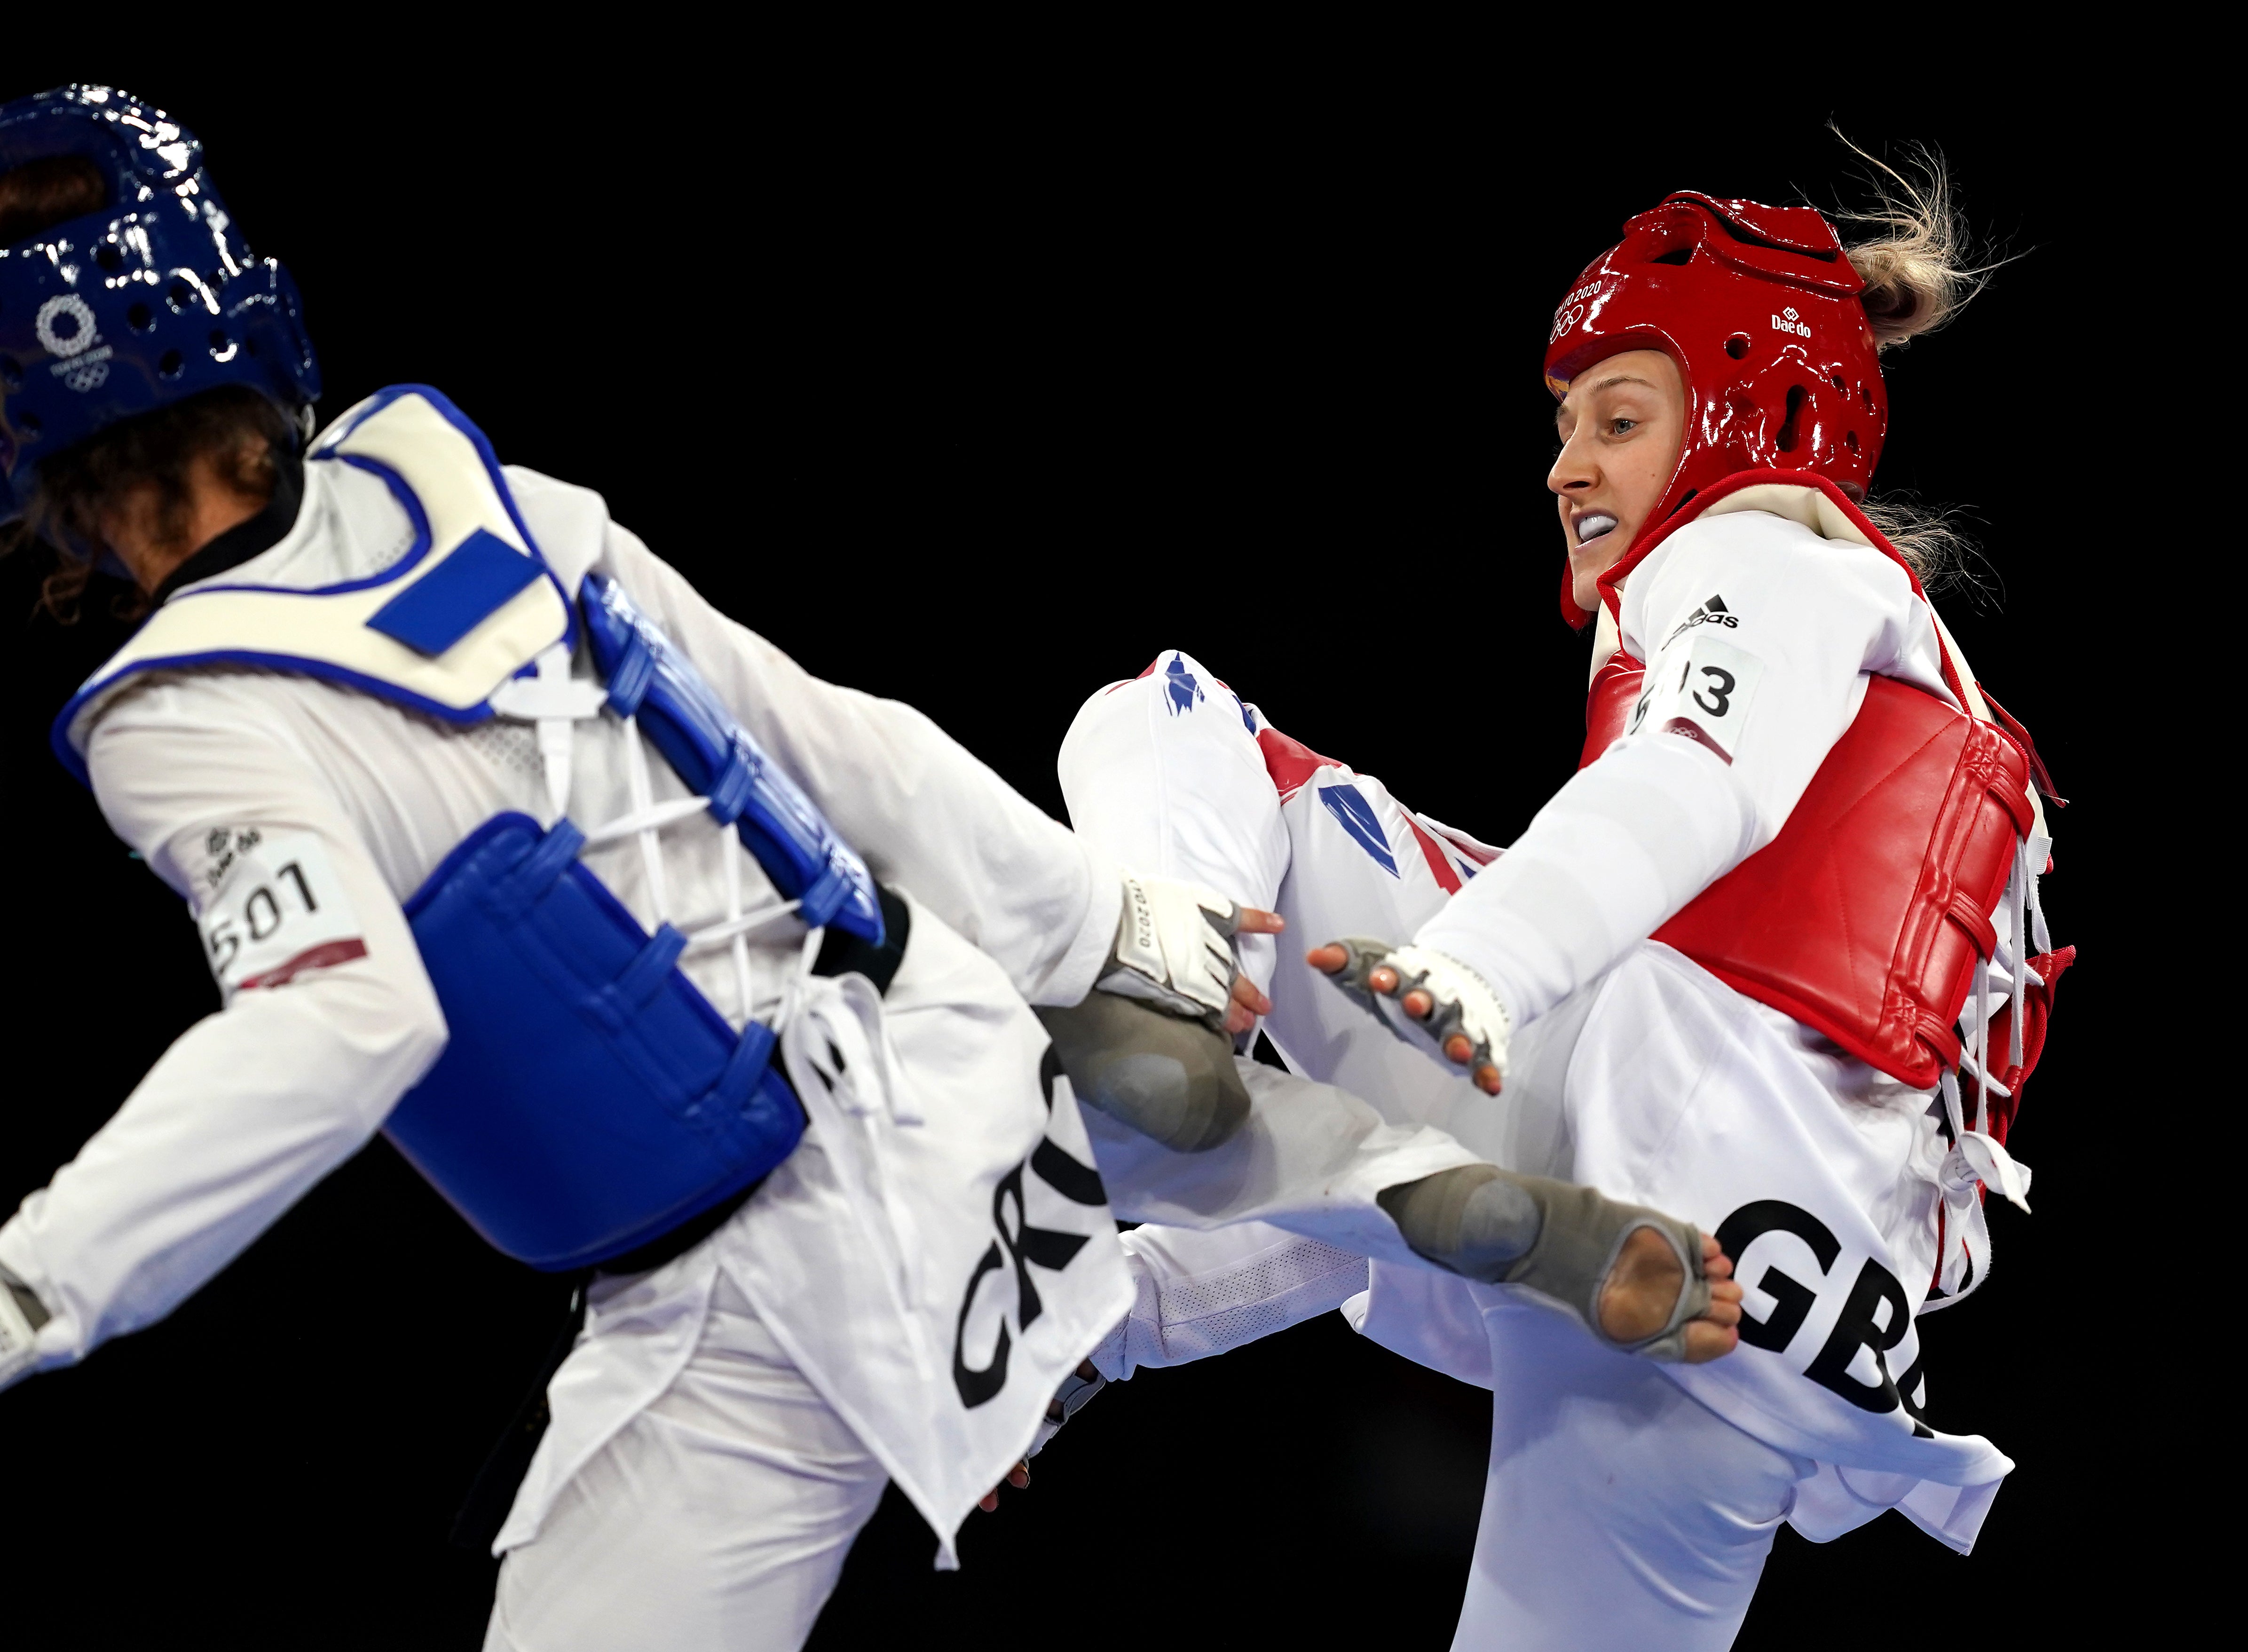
[1035,994,1252,1154]
[1377,1166,1713,1361]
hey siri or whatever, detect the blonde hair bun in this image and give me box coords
[1833,132,1996,350]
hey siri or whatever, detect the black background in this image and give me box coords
[0,45,2167,1652]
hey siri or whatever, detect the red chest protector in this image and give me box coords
[1580,474,2073,1133]
[1583,644,2071,1137]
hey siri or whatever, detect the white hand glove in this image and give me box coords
[1028,1362,1109,1458]
[0,1267,50,1391]
[1319,938,1512,1090]
[1095,873,1244,1032]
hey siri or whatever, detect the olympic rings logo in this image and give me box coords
[34,295,99,359]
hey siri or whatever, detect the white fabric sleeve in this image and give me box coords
[0,708,447,1373]
[1056,652,1291,995]
[596,527,1120,1006]
[1351,1260,1497,1390]
[1088,1221,1370,1381]
[1417,508,1948,1028]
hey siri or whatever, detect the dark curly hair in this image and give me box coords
[10,387,290,621]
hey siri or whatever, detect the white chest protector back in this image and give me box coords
[58,386,576,763]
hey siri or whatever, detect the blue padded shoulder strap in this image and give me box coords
[581,573,884,944]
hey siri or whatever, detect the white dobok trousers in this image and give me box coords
[483,1269,888,1652]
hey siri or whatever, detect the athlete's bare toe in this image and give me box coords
[1369,965,1400,994]
[1683,1269,1743,1361]
[1472,1063,1503,1095]
[1681,1319,1741,1363]
[1700,1234,1734,1281]
[1704,1277,1743,1328]
[1403,988,1434,1019]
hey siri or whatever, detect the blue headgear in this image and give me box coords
[0,85,320,518]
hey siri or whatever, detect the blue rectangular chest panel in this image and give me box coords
[1318,783,1399,877]
[366,528,543,656]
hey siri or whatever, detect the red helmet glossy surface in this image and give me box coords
[1545,192,1886,624]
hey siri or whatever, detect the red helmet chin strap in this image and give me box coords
[1544,192,1888,627]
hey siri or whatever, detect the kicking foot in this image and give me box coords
[1035,993,1250,1153]
[1378,1165,1743,1362]
[1601,1229,1740,1365]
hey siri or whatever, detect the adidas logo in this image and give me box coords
[1664,594,1739,646]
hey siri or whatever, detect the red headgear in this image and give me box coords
[1544,192,1886,625]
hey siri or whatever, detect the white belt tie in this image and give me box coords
[1922,1069,2034,1312]
[780,965,932,1375]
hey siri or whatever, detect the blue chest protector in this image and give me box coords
[58,387,888,1273]
[386,575,891,1273]
[387,811,797,1271]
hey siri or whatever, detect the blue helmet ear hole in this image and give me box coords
[94,241,123,272]
[126,302,153,331]
[157,349,183,379]
[165,277,194,312]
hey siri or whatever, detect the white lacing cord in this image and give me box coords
[1959,824,2043,1133]
[494,642,797,1027]
[1954,1038,2011,1117]
[1930,818,2048,1311]
[2026,844,2054,956]
[2023,840,2041,1074]
[1928,1068,1994,1312]
[488,643,609,821]
[1972,950,1991,1134]
[1980,831,2056,1109]
[532,648,580,817]
[579,794,710,846]
[721,845,753,1014]
[618,714,671,925]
